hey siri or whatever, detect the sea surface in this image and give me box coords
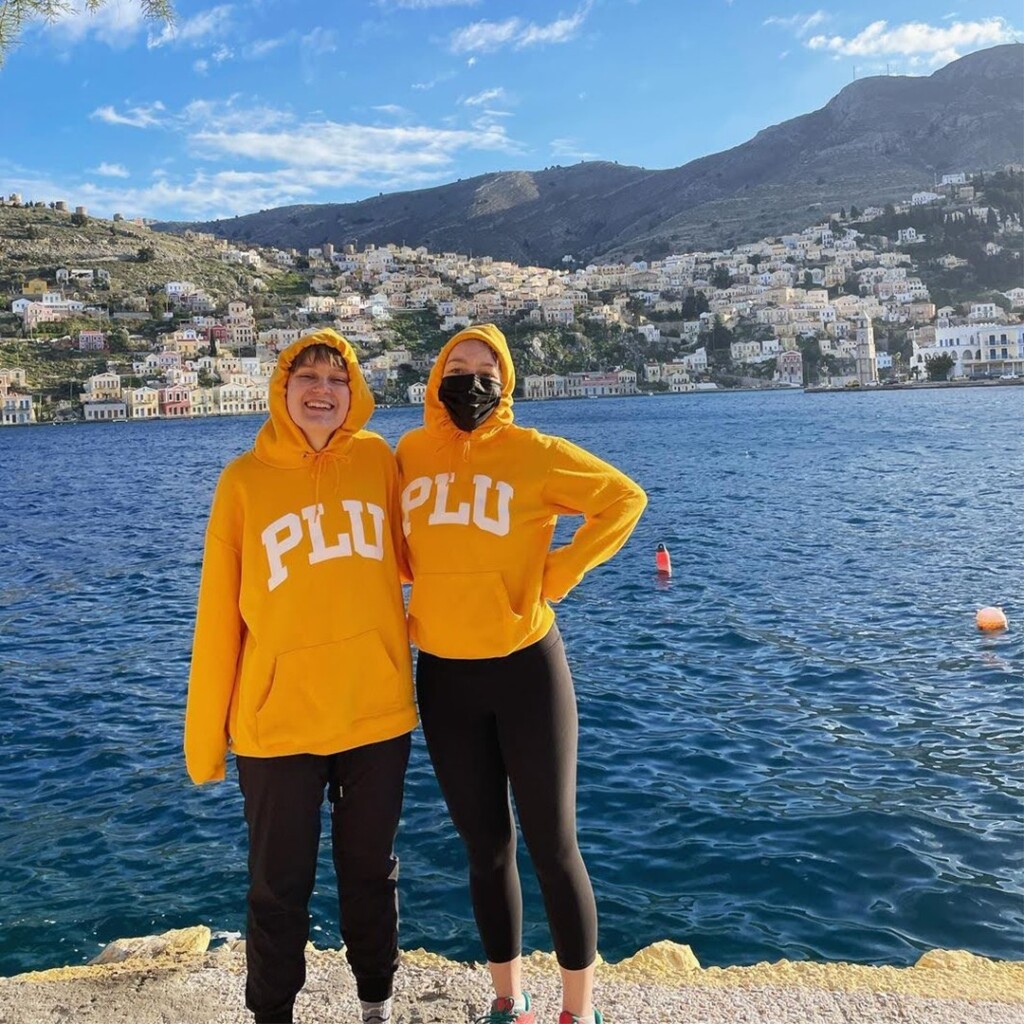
[0,389,1021,977]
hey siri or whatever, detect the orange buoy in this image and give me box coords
[655,542,672,576]
[976,606,1008,631]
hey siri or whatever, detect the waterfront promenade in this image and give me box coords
[1,927,1022,1024]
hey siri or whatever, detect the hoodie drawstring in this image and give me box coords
[306,448,350,508]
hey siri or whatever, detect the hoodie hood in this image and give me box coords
[424,323,516,441]
[254,328,375,468]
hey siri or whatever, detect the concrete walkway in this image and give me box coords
[1,928,1021,1024]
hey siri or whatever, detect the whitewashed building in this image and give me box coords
[1,392,36,425]
[912,323,1024,378]
[83,399,127,421]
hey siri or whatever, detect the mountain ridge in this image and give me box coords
[156,44,1024,266]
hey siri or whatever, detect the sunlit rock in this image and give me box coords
[89,925,211,965]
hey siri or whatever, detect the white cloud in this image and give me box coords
[450,17,520,53]
[190,120,521,175]
[412,70,457,90]
[806,17,1017,64]
[299,26,338,83]
[180,98,294,133]
[518,7,590,47]
[10,94,530,221]
[301,26,337,55]
[382,0,480,7]
[372,104,411,117]
[194,58,210,75]
[91,162,131,178]
[764,11,828,38]
[550,137,596,161]
[245,36,289,58]
[463,87,510,107]
[43,0,150,49]
[90,101,166,128]
[450,2,592,53]
[147,4,234,49]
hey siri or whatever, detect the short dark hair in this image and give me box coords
[291,343,347,372]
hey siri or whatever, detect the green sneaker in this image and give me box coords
[474,992,536,1023]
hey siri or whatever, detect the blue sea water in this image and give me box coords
[0,388,1021,978]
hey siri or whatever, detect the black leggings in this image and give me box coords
[416,624,597,971]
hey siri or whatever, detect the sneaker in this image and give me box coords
[361,997,393,1023]
[558,1011,603,1024]
[474,993,536,1023]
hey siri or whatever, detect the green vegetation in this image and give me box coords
[0,207,286,326]
[0,336,105,392]
[388,309,446,353]
[856,171,1024,304]
[925,353,955,381]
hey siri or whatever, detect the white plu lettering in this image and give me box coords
[261,499,391,590]
[261,512,304,591]
[428,472,471,526]
[401,476,432,537]
[343,500,385,561]
[472,475,513,536]
[302,503,352,564]
[402,473,515,537]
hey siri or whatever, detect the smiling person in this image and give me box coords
[396,324,647,1024]
[185,329,416,1024]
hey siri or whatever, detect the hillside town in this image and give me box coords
[1,169,1022,426]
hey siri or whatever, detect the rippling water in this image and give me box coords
[0,388,1021,977]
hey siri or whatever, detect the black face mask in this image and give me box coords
[438,373,502,432]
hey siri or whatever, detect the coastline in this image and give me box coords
[6,377,1023,426]
[2,927,1022,1024]
[804,378,1024,393]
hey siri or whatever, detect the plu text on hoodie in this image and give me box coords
[396,324,647,660]
[184,329,417,785]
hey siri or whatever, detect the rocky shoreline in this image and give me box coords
[1,926,1022,1023]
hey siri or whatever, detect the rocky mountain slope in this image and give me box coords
[158,45,1024,266]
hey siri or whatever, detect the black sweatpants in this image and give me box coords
[416,624,598,971]
[236,733,411,1023]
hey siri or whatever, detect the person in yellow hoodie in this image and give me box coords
[396,324,647,1024]
[185,329,417,1024]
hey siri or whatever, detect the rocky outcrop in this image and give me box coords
[89,926,213,966]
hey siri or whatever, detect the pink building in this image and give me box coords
[201,324,229,345]
[157,350,183,371]
[158,386,192,417]
[776,349,804,386]
[78,330,107,351]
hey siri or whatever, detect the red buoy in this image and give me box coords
[655,542,672,576]
[976,606,1008,631]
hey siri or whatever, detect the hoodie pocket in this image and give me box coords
[256,630,405,751]
[408,571,522,659]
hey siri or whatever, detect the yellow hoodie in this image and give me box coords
[184,329,416,784]
[396,324,647,660]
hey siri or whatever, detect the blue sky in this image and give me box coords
[1,0,1020,222]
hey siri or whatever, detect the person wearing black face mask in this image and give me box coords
[437,369,503,433]
[396,325,647,1024]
